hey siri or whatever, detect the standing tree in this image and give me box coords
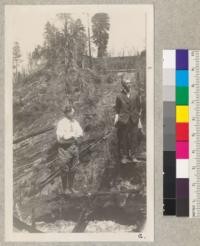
[56,13,74,69]
[72,18,87,67]
[56,14,87,69]
[13,41,22,78]
[56,14,87,101]
[91,13,110,57]
[43,22,58,65]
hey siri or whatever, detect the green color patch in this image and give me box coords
[176,86,189,105]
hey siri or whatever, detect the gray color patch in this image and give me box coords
[163,134,175,151]
[163,117,175,135]
[163,85,175,101]
[163,102,175,118]
[163,68,175,86]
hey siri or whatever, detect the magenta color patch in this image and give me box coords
[176,141,189,159]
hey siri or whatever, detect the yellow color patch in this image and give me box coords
[176,106,189,122]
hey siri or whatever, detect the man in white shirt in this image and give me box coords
[56,104,83,194]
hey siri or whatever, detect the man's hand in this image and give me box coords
[61,164,69,173]
[114,114,119,126]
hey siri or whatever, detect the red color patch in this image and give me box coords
[176,123,189,141]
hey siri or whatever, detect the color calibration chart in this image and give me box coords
[163,49,200,217]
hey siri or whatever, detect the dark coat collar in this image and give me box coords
[120,90,132,104]
[121,88,129,95]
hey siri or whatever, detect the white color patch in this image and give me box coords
[176,159,189,178]
[163,50,176,69]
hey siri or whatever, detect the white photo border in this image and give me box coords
[5,4,154,242]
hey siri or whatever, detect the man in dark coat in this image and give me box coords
[114,78,140,164]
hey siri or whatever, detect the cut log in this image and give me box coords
[17,187,145,233]
[13,216,42,233]
[72,207,92,232]
[13,126,54,144]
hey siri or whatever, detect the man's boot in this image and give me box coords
[131,153,141,163]
[121,155,131,164]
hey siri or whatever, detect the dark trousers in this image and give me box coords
[117,119,138,159]
[61,171,76,190]
[58,143,79,191]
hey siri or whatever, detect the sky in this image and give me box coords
[6,5,147,67]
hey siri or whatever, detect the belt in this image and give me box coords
[58,138,76,149]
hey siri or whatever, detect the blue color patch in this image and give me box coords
[176,49,188,70]
[176,70,188,86]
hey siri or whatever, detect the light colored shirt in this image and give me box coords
[56,117,83,143]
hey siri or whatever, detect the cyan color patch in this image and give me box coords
[176,70,188,86]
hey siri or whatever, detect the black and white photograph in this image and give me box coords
[5,4,154,242]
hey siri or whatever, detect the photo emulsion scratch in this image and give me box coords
[5,4,154,242]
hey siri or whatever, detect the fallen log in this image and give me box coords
[13,216,43,233]
[13,126,54,144]
[13,125,146,233]
[18,190,145,230]
[67,189,140,233]
[57,189,139,200]
[72,205,92,233]
[14,131,110,179]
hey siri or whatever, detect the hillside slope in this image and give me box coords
[13,63,146,232]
